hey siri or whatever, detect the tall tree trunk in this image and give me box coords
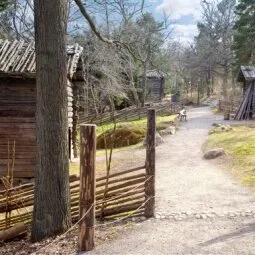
[141,62,148,107]
[127,55,140,107]
[197,81,200,106]
[222,64,228,100]
[31,0,71,242]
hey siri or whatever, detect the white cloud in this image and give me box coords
[172,24,199,44]
[156,0,202,20]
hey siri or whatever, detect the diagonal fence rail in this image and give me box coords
[79,102,181,125]
[0,165,147,230]
[0,109,156,252]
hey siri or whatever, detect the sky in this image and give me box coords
[148,0,202,44]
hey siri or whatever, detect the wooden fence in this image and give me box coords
[218,100,241,113]
[79,102,181,125]
[0,166,147,231]
[0,109,156,246]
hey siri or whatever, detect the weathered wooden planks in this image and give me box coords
[0,76,77,178]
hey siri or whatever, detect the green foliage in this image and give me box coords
[0,0,10,12]
[233,0,255,65]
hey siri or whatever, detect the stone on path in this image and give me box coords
[155,133,165,146]
[144,133,165,147]
[159,126,176,136]
[203,148,225,160]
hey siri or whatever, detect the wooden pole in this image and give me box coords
[78,124,96,252]
[145,109,156,218]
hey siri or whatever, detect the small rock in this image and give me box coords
[203,148,225,160]
[143,133,165,147]
[201,215,207,219]
[155,133,165,146]
[212,123,221,127]
[165,126,176,135]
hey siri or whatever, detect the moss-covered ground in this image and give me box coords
[70,114,178,176]
[206,125,255,190]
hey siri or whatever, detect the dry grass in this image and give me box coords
[96,114,178,149]
[71,114,178,176]
[206,125,255,191]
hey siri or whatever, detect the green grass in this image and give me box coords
[96,114,178,136]
[206,125,255,190]
[71,114,178,176]
[96,114,178,149]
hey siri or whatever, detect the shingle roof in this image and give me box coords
[237,66,255,82]
[0,39,83,79]
[146,70,165,78]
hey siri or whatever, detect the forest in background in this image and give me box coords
[0,0,254,108]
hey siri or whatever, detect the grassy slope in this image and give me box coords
[70,114,178,176]
[96,114,178,136]
[207,125,255,189]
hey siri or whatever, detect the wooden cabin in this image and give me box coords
[237,66,255,95]
[144,70,165,103]
[0,40,85,179]
[235,66,255,120]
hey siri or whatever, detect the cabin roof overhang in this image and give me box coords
[145,70,165,79]
[237,66,255,82]
[0,39,85,81]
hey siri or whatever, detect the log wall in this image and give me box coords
[146,77,164,102]
[0,78,75,179]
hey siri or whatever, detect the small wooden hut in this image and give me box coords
[235,66,255,120]
[0,40,85,179]
[144,70,165,103]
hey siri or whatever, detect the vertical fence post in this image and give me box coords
[145,109,156,218]
[78,124,96,252]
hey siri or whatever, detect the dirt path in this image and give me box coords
[88,107,255,255]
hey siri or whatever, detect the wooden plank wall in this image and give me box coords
[147,77,163,102]
[0,78,74,179]
[0,79,36,178]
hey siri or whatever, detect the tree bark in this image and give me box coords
[127,55,140,107]
[141,62,148,107]
[31,0,71,242]
[222,64,228,100]
[145,109,155,218]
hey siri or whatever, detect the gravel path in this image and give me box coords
[88,107,255,255]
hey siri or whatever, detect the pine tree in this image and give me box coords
[233,0,255,66]
[0,0,9,12]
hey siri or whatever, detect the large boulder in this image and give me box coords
[143,132,165,147]
[203,148,225,160]
[159,126,176,136]
[155,133,165,146]
[209,124,233,134]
